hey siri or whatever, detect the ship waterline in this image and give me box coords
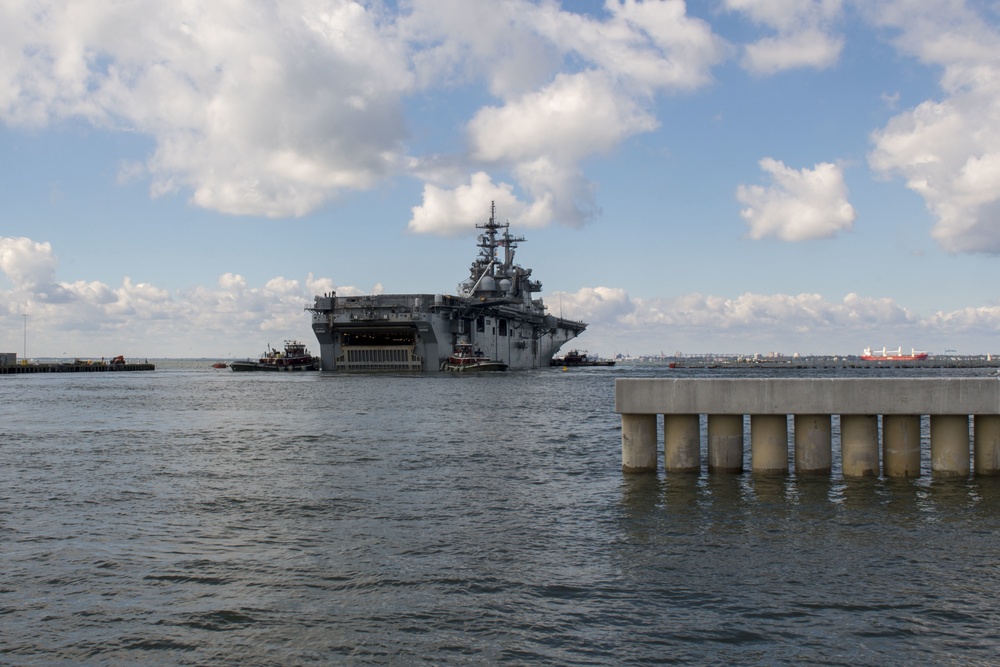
[308,203,586,371]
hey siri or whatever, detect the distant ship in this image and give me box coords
[861,346,929,361]
[550,350,615,367]
[307,202,586,371]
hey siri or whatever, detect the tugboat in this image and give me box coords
[230,340,319,372]
[550,350,615,367]
[442,341,507,372]
[307,202,586,371]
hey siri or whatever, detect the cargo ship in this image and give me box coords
[861,346,929,361]
[307,202,586,371]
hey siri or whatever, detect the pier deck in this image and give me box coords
[616,377,1000,477]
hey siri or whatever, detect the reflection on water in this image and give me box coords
[616,471,1000,664]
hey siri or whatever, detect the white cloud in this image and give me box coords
[0,236,365,357]
[725,0,844,74]
[408,173,538,236]
[867,1,1000,253]
[470,71,657,165]
[551,286,1000,356]
[533,0,726,93]
[453,70,657,227]
[0,237,58,288]
[404,1,725,233]
[736,158,856,241]
[741,29,844,75]
[0,1,729,228]
[0,0,412,218]
[4,234,1000,357]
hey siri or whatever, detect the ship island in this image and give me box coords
[307,203,586,372]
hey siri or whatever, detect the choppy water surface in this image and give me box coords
[2,364,1000,665]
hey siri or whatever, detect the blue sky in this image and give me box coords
[3,0,1000,359]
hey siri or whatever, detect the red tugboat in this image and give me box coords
[230,340,319,372]
[442,341,507,372]
[861,346,929,361]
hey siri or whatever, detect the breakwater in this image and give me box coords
[616,378,1000,477]
[0,362,154,374]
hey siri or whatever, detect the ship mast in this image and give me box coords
[475,201,524,274]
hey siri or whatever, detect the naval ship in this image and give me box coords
[307,203,587,371]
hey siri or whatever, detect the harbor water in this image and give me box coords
[3,364,1000,665]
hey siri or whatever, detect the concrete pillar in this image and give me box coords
[973,414,1000,476]
[841,415,879,477]
[794,414,832,475]
[883,415,922,477]
[707,414,743,474]
[750,414,788,475]
[930,415,970,477]
[622,413,658,473]
[663,414,701,473]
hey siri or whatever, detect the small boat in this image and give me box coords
[550,350,615,367]
[442,341,507,372]
[861,346,929,362]
[230,340,319,372]
[212,362,227,369]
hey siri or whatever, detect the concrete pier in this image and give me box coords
[663,414,700,473]
[882,415,921,477]
[708,415,743,473]
[974,415,1000,477]
[840,415,879,477]
[615,378,1000,478]
[930,415,970,477]
[794,414,832,475]
[750,415,787,475]
[621,413,657,473]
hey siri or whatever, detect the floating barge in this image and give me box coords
[0,360,155,374]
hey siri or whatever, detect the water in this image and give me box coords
[3,364,1000,665]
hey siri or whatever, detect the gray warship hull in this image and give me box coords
[308,202,586,372]
[309,293,584,371]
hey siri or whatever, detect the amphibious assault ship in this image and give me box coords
[307,203,587,371]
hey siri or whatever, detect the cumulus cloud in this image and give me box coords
[867,0,1000,254]
[404,0,725,233]
[533,0,726,93]
[549,285,996,355]
[555,286,919,333]
[725,0,844,74]
[0,0,728,229]
[470,71,656,165]
[0,237,58,288]
[409,173,541,236]
[736,158,856,241]
[404,70,661,233]
[0,236,362,357]
[4,233,1000,357]
[0,1,411,217]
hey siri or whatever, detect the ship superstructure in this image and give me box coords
[307,203,586,371]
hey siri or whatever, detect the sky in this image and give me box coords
[4,0,1000,359]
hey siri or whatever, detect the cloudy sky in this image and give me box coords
[4,0,1000,359]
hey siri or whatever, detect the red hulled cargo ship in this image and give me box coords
[861,346,929,361]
